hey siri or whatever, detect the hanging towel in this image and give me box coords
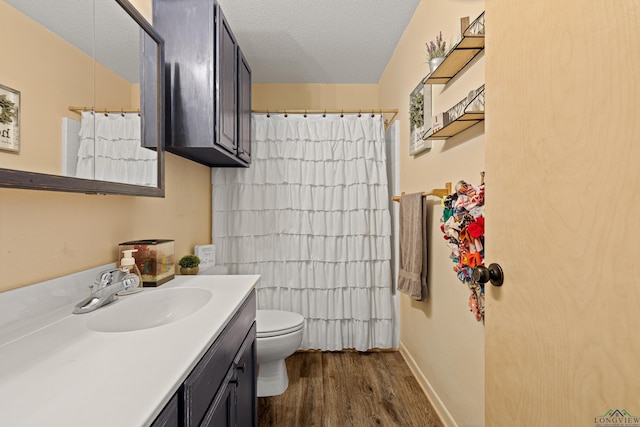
[397,192,428,300]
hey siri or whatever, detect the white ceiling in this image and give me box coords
[216,0,421,84]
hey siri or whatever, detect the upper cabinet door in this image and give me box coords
[237,47,252,164]
[216,6,237,155]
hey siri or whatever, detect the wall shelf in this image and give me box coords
[427,85,484,140]
[423,12,485,85]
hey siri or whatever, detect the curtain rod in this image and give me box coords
[251,108,398,128]
[68,106,140,115]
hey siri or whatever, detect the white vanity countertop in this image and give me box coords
[0,274,259,427]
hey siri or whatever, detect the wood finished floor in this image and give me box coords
[258,351,445,427]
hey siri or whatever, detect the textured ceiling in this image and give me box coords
[216,0,421,84]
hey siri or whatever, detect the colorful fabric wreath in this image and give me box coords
[441,179,485,322]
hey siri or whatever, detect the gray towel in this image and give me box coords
[397,193,428,301]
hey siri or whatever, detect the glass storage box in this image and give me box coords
[118,239,175,286]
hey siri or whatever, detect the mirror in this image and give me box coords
[0,0,164,196]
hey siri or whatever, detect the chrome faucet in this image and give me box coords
[73,268,140,314]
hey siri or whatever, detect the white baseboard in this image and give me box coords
[399,342,458,427]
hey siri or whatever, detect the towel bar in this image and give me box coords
[392,182,452,203]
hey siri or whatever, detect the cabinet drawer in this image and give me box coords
[183,289,256,426]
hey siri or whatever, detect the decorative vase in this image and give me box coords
[180,266,199,275]
[429,57,445,73]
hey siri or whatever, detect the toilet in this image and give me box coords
[256,309,305,397]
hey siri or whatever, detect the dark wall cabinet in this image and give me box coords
[151,290,257,427]
[154,0,252,167]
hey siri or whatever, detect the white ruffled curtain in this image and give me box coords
[212,113,394,351]
[76,111,157,186]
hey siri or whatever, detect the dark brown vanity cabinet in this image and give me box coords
[153,0,251,167]
[151,290,257,427]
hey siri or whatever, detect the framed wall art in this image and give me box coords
[0,83,20,153]
[409,81,432,156]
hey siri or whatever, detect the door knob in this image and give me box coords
[472,263,504,287]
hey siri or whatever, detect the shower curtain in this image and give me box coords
[76,111,157,186]
[212,113,394,351]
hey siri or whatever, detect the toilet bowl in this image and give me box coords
[256,309,304,397]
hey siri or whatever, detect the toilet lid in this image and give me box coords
[256,310,305,338]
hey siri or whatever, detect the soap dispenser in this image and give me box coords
[117,249,143,295]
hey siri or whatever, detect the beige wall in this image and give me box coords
[252,83,379,111]
[0,0,212,292]
[378,1,485,426]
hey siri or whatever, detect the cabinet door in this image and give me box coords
[201,370,235,427]
[237,47,252,164]
[216,4,237,154]
[235,324,257,427]
[150,394,180,427]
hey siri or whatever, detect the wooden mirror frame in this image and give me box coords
[0,0,165,197]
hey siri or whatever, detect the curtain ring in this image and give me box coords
[121,108,125,117]
[284,110,288,118]
[104,109,109,117]
[358,110,361,118]
[371,109,375,118]
[304,110,307,118]
[266,110,270,118]
[323,110,326,118]
[340,110,344,118]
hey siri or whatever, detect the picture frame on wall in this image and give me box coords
[0,83,20,153]
[409,81,432,156]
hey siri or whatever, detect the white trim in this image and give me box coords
[399,342,458,427]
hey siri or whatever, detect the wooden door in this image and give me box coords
[485,1,640,426]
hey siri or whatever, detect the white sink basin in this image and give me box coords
[87,288,212,332]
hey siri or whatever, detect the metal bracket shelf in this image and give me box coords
[426,85,485,140]
[422,11,485,86]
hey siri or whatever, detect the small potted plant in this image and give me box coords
[178,254,200,275]
[426,31,447,73]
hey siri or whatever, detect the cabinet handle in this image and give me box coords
[235,363,246,373]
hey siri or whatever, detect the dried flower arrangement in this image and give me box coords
[425,31,447,61]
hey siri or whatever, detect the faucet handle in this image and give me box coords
[121,273,140,291]
[95,271,113,287]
